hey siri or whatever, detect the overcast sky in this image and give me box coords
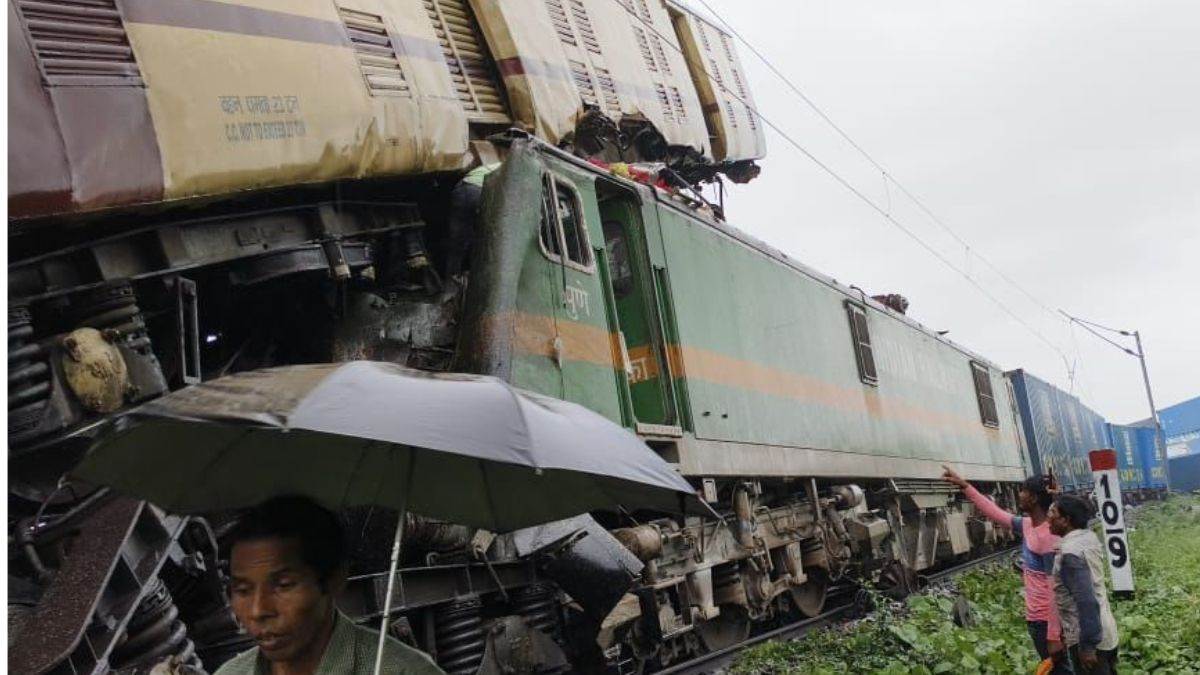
[697,0,1199,423]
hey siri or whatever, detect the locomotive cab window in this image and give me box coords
[539,178,563,258]
[844,302,877,385]
[538,176,593,272]
[970,361,1000,427]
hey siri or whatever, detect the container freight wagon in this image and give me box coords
[1006,369,1109,492]
[1135,425,1168,490]
[1107,423,1148,491]
[1008,369,1085,489]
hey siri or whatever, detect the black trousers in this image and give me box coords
[1070,644,1119,675]
[1027,621,1072,674]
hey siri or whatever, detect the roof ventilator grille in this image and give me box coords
[339,7,410,96]
[17,0,142,86]
[595,67,620,114]
[568,0,601,54]
[655,83,673,121]
[545,0,576,46]
[424,0,509,123]
[569,59,598,107]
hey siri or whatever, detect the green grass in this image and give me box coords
[734,495,1200,674]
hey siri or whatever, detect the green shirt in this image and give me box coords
[214,612,444,675]
[461,162,500,188]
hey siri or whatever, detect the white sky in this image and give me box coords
[702,0,1200,423]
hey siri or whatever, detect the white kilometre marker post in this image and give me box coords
[1089,449,1134,597]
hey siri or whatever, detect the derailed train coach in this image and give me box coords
[10,2,1037,673]
[8,0,764,221]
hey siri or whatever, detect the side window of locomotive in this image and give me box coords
[844,302,878,385]
[538,177,592,271]
[555,181,592,269]
[970,361,1000,428]
[539,177,563,259]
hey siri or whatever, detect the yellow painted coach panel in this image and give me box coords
[669,3,766,161]
[471,0,580,144]
[124,0,469,200]
[472,0,708,155]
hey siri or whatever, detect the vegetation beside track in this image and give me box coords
[734,495,1200,674]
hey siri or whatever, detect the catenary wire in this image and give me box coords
[690,0,1068,326]
[612,0,1071,361]
[1061,312,1138,357]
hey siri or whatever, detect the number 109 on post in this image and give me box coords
[1089,449,1134,595]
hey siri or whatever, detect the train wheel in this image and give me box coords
[790,569,829,617]
[695,606,751,652]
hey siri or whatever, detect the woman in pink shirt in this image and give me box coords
[942,466,1066,669]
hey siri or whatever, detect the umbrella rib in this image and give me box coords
[500,382,536,467]
[339,440,374,510]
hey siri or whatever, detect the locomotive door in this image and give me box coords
[597,190,682,434]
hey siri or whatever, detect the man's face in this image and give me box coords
[1018,488,1037,514]
[229,536,336,665]
[1047,504,1070,536]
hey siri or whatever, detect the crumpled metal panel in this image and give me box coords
[471,0,710,155]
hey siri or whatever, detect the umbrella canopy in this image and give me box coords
[72,362,696,531]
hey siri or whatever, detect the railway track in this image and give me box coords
[653,547,1019,675]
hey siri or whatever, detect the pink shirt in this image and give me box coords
[964,486,1062,640]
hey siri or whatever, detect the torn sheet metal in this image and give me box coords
[470,0,710,154]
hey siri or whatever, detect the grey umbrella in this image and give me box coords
[72,361,697,674]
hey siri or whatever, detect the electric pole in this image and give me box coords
[1059,312,1170,491]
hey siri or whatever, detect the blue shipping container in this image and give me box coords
[1107,423,1147,490]
[1136,426,1167,489]
[1006,369,1098,490]
[1168,453,1200,493]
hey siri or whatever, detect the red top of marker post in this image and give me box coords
[1089,449,1118,471]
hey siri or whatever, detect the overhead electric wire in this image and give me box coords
[615,0,1071,361]
[1060,311,1138,357]
[690,0,1067,326]
[1065,314,1131,336]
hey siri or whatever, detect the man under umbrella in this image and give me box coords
[214,496,443,675]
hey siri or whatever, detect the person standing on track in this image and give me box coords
[941,466,1067,670]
